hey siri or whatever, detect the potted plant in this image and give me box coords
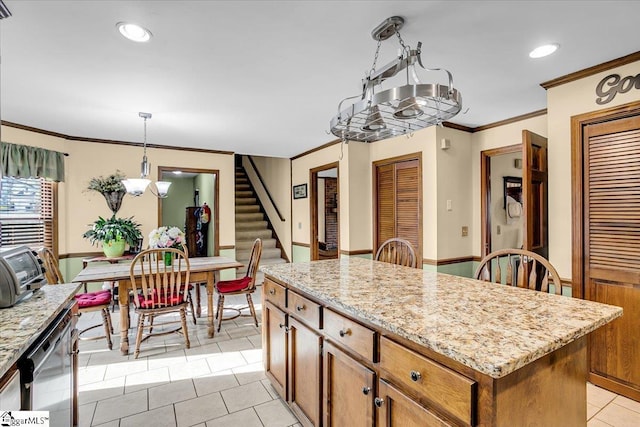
[83,216,143,257]
[87,170,127,215]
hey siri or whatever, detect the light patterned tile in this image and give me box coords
[149,378,197,409]
[233,362,267,385]
[93,420,120,427]
[206,408,262,427]
[227,325,261,339]
[120,404,176,427]
[78,365,107,386]
[587,402,602,420]
[193,370,239,396]
[168,358,211,381]
[613,395,640,414]
[595,403,640,426]
[254,399,298,427]
[240,348,262,365]
[174,392,228,427]
[217,337,254,352]
[206,351,248,373]
[247,334,262,348]
[261,379,280,400]
[77,401,96,427]
[92,389,148,425]
[147,348,188,370]
[78,375,125,405]
[220,381,271,413]
[587,383,618,408]
[587,419,613,427]
[104,359,148,380]
[185,342,221,361]
[125,366,170,394]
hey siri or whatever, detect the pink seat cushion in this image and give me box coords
[75,290,112,308]
[137,291,186,309]
[216,276,252,293]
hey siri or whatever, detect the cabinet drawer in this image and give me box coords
[263,279,286,310]
[288,291,322,330]
[379,336,475,426]
[324,309,375,362]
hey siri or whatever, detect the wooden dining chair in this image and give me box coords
[129,248,191,358]
[215,238,262,332]
[474,248,563,295]
[39,247,114,350]
[179,244,199,325]
[375,238,418,268]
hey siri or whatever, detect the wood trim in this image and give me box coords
[436,256,476,266]
[292,241,310,248]
[291,139,342,160]
[310,162,340,261]
[219,245,235,250]
[422,258,437,266]
[1,120,234,155]
[442,121,475,133]
[474,110,547,133]
[480,144,521,257]
[571,100,640,299]
[59,251,104,259]
[339,249,373,256]
[157,166,220,256]
[541,51,640,89]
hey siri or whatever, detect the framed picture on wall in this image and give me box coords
[293,183,307,199]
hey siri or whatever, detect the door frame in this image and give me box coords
[310,162,339,261]
[157,166,220,256]
[480,144,521,257]
[571,100,640,299]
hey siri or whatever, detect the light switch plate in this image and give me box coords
[461,226,468,237]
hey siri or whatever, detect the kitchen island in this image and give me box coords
[261,258,622,427]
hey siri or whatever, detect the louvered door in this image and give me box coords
[584,115,640,401]
[374,157,421,266]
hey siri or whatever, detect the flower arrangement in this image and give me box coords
[148,226,185,249]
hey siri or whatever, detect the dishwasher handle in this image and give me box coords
[17,358,34,388]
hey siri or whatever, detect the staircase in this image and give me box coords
[235,167,287,284]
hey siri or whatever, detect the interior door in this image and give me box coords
[583,115,640,401]
[522,130,548,257]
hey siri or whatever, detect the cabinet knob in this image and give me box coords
[338,328,350,337]
[279,323,285,329]
[362,386,371,395]
[374,397,384,408]
[269,289,276,295]
[296,305,305,312]
[410,370,422,382]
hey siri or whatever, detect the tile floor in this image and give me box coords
[77,286,640,427]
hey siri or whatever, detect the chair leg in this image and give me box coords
[100,308,113,350]
[134,313,145,359]
[246,294,258,328]
[216,294,225,332]
[188,291,196,325]
[180,308,191,349]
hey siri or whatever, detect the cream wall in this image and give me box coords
[243,155,292,260]
[546,60,640,278]
[346,141,371,251]
[1,125,235,255]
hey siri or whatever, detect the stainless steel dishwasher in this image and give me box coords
[18,305,76,427]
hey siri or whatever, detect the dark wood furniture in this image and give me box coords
[81,253,135,309]
[474,248,563,294]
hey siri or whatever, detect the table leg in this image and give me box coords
[118,281,130,355]
[195,282,202,318]
[207,272,216,338]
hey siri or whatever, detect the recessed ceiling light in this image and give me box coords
[172,171,183,175]
[529,43,559,59]
[116,22,152,42]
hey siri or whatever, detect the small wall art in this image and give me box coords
[293,183,308,199]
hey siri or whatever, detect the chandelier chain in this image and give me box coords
[369,39,382,78]
[395,29,409,54]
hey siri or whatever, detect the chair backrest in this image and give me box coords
[38,247,64,284]
[374,238,417,268]
[474,248,563,295]
[245,238,263,290]
[129,248,191,309]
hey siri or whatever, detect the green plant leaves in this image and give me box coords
[82,215,143,247]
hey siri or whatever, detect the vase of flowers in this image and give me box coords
[148,226,186,266]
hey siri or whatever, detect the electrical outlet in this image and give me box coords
[497,225,501,235]
[461,226,468,237]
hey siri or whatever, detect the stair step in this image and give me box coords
[237,247,282,261]
[235,190,254,198]
[235,197,257,205]
[236,220,268,230]
[236,229,272,240]
[235,183,251,191]
[235,205,261,213]
[236,238,276,250]
[235,212,264,222]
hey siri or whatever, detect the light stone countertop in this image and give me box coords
[261,257,623,379]
[0,283,81,377]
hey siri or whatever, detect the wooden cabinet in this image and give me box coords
[263,300,288,399]
[323,342,375,427]
[376,379,450,427]
[289,317,322,426]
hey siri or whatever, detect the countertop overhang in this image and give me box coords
[0,283,81,376]
[261,258,622,378]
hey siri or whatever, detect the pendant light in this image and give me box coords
[330,16,462,143]
[121,112,171,198]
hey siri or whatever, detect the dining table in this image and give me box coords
[71,255,243,355]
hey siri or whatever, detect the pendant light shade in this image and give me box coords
[122,112,171,198]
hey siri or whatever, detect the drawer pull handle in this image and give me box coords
[269,289,276,295]
[362,386,371,395]
[296,305,305,312]
[279,323,286,329]
[374,397,384,408]
[338,328,351,337]
[410,370,422,382]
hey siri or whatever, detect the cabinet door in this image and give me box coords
[263,301,288,400]
[289,317,322,427]
[376,379,451,427]
[323,342,375,427]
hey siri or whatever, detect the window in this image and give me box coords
[0,176,56,252]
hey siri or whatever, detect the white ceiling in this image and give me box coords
[1,1,639,158]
